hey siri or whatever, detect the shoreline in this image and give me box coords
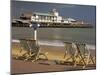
[12,39,96,50]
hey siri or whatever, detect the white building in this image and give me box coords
[20,9,77,24]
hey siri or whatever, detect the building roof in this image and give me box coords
[67,18,76,21]
[33,12,56,16]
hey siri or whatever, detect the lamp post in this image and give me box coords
[30,23,40,45]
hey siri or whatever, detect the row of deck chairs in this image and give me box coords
[14,39,95,68]
[63,42,95,68]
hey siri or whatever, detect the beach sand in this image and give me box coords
[11,42,96,74]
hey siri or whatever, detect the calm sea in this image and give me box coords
[12,27,96,47]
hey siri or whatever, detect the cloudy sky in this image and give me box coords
[11,0,96,25]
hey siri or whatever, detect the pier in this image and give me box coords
[12,9,93,28]
[12,22,92,28]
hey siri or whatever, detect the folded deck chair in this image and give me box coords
[19,39,40,61]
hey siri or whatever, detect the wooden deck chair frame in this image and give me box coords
[85,45,95,65]
[64,42,76,65]
[64,42,95,68]
[74,43,95,68]
[19,39,40,61]
[74,43,86,68]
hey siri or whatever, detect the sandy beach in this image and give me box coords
[11,42,96,74]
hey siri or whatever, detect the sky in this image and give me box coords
[11,0,96,25]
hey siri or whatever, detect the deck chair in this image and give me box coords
[19,39,40,61]
[72,43,86,68]
[84,45,95,65]
[74,43,95,68]
[64,42,76,65]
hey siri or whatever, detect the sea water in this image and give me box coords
[12,27,96,50]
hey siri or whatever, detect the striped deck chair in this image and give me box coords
[19,39,40,61]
